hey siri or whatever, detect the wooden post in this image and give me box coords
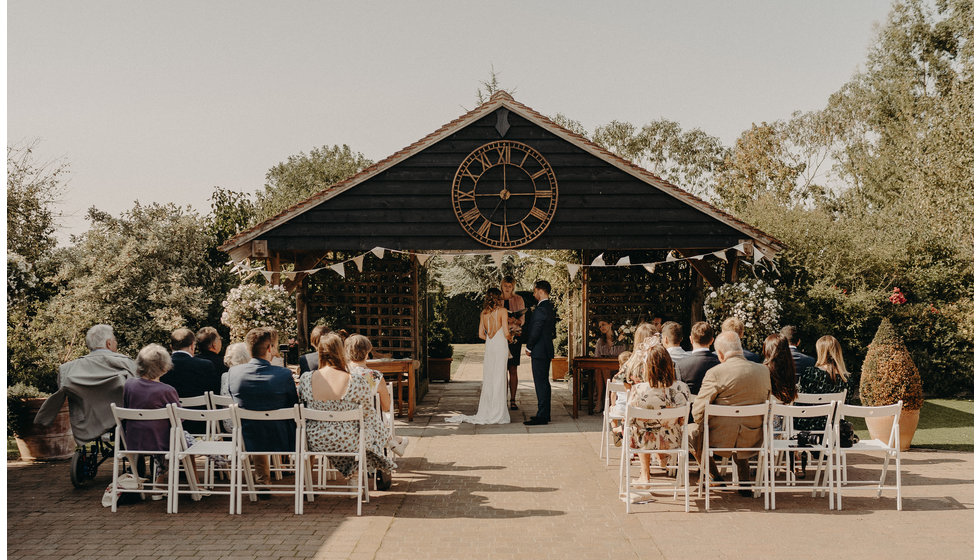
[295,281,309,352]
[580,261,589,358]
[270,252,281,286]
[726,249,741,283]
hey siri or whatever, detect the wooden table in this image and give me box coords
[570,357,620,418]
[367,359,417,421]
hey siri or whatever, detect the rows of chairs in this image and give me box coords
[601,386,903,513]
[108,388,395,515]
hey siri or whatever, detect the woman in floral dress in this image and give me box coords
[298,333,396,479]
[626,343,691,483]
[795,335,850,432]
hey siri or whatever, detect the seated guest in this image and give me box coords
[122,344,182,492]
[626,344,691,483]
[161,327,220,434]
[591,320,628,414]
[675,322,719,396]
[345,334,407,456]
[227,328,299,495]
[218,342,251,433]
[195,327,227,375]
[779,325,816,377]
[795,335,850,432]
[610,322,659,443]
[690,332,771,494]
[722,317,762,363]
[298,333,396,480]
[660,321,690,365]
[762,334,798,434]
[299,324,330,374]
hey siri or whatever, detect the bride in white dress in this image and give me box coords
[445,289,512,425]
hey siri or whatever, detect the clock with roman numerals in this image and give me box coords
[451,140,558,249]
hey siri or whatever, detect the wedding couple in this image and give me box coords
[446,279,557,426]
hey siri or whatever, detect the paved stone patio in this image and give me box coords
[7,346,974,559]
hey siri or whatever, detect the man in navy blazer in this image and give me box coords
[161,328,220,433]
[298,325,329,374]
[722,317,763,363]
[780,325,816,378]
[523,280,557,425]
[227,327,299,492]
[676,322,720,396]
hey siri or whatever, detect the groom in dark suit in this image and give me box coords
[523,280,557,426]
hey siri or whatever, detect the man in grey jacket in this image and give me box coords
[35,324,137,443]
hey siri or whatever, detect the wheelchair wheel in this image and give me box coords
[70,447,95,488]
[375,470,392,491]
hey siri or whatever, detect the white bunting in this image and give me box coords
[753,246,765,265]
[517,251,529,258]
[642,263,657,274]
[416,253,432,266]
[260,270,274,282]
[591,253,606,267]
[542,257,556,265]
[353,255,365,272]
[371,247,385,259]
[666,252,678,262]
[567,264,581,279]
[282,271,296,281]
[330,262,346,278]
[491,251,505,269]
[615,256,631,266]
[692,254,704,260]
[713,250,728,262]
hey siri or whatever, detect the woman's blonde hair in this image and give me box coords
[815,335,849,382]
[345,334,373,363]
[317,333,349,372]
[632,322,657,351]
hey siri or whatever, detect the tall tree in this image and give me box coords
[254,144,372,223]
[7,142,66,264]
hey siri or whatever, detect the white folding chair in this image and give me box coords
[600,381,627,465]
[621,403,692,513]
[109,403,176,512]
[171,405,238,514]
[207,391,237,435]
[178,394,213,438]
[700,402,771,511]
[768,402,837,509]
[836,401,903,511]
[298,406,368,516]
[234,405,303,514]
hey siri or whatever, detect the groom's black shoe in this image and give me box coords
[523,417,548,426]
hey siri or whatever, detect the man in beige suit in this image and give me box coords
[690,331,771,493]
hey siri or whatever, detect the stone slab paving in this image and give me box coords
[7,345,974,559]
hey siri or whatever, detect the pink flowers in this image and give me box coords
[889,287,907,305]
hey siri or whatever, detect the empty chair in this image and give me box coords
[836,401,903,511]
[109,403,175,512]
[768,402,837,509]
[298,406,368,515]
[700,402,771,511]
[234,405,303,514]
[621,403,692,513]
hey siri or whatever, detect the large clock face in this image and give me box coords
[451,140,558,249]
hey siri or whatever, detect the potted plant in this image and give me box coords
[859,318,924,450]
[551,319,568,381]
[8,383,74,461]
[427,288,454,382]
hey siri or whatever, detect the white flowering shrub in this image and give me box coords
[703,279,781,351]
[221,283,297,342]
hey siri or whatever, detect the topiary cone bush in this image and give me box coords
[859,318,923,411]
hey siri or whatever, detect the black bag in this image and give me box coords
[839,419,859,448]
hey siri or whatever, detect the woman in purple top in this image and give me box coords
[123,344,179,487]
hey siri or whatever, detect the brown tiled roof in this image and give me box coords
[219,91,783,253]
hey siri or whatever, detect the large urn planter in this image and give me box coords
[551,357,568,381]
[14,398,75,461]
[428,357,453,382]
[865,408,920,451]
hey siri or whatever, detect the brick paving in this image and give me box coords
[7,346,974,559]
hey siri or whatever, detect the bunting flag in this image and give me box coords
[371,247,385,259]
[567,263,581,280]
[642,263,657,274]
[330,262,346,278]
[352,254,365,272]
[438,253,456,264]
[692,254,704,260]
[416,253,432,266]
[260,270,274,281]
[753,246,765,265]
[282,271,296,281]
[591,253,606,267]
[713,250,728,262]
[491,251,505,269]
[615,256,631,266]
[542,257,556,265]
[666,252,678,262]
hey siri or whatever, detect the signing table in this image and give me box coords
[570,357,621,418]
[367,358,418,421]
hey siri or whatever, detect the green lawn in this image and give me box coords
[850,399,973,452]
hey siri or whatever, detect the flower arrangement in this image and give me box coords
[220,283,297,342]
[615,320,638,348]
[702,279,781,351]
[860,318,923,411]
[888,287,907,305]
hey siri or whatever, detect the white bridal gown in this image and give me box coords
[445,310,511,425]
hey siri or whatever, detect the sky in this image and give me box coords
[8,0,894,243]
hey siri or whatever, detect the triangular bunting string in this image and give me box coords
[352,255,365,272]
[615,256,631,266]
[642,263,657,274]
[416,253,432,266]
[567,263,581,280]
[371,247,385,259]
[330,262,346,278]
[590,253,606,267]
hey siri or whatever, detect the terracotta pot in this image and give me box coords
[428,357,453,382]
[865,408,920,451]
[14,398,75,461]
[550,357,568,381]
